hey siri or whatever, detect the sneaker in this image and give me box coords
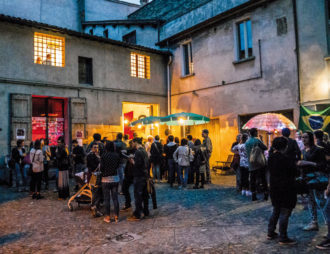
[241,190,246,196]
[279,238,297,245]
[267,232,279,240]
[316,239,330,250]
[103,216,111,223]
[121,206,131,211]
[303,222,319,231]
[127,215,141,221]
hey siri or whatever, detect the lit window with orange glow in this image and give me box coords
[130,52,150,79]
[34,33,65,67]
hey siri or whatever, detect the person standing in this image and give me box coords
[164,135,178,187]
[245,128,268,201]
[231,134,242,192]
[72,139,85,173]
[55,136,70,200]
[192,139,207,189]
[202,129,212,184]
[173,139,194,189]
[232,134,250,196]
[86,133,105,156]
[150,135,163,183]
[298,131,326,231]
[30,139,44,199]
[295,130,304,152]
[101,141,120,223]
[267,137,297,245]
[11,139,26,192]
[187,135,195,184]
[87,143,102,217]
[42,139,51,190]
[128,138,150,221]
[114,133,128,192]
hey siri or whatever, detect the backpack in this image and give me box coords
[249,144,266,171]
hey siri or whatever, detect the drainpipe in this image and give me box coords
[167,55,173,115]
[292,0,301,104]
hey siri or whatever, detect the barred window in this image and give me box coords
[34,32,65,67]
[130,52,150,79]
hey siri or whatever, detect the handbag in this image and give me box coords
[249,144,266,171]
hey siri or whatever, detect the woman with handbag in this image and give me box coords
[298,131,327,231]
[29,139,44,199]
[101,141,120,223]
[56,136,70,200]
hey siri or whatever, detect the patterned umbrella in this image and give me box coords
[242,113,296,132]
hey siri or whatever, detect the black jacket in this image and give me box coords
[133,147,149,178]
[150,141,163,164]
[56,146,69,171]
[164,142,178,160]
[100,152,120,177]
[87,152,100,172]
[302,145,326,173]
[269,137,301,161]
[73,146,85,165]
[268,152,297,209]
[11,147,25,164]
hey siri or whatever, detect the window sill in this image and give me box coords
[79,83,93,86]
[180,73,195,79]
[233,56,255,65]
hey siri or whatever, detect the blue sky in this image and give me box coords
[123,0,140,4]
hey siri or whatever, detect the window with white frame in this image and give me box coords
[181,42,193,76]
[237,19,253,60]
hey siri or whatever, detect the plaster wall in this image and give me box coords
[297,0,330,106]
[170,0,299,162]
[0,22,168,157]
[85,0,139,21]
[0,0,80,31]
[87,24,159,49]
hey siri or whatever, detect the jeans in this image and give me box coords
[325,195,330,239]
[240,166,249,190]
[133,177,149,218]
[250,168,268,194]
[22,164,31,189]
[118,163,126,187]
[178,165,190,187]
[30,172,43,193]
[102,182,119,217]
[122,177,134,208]
[268,206,292,239]
[152,163,161,182]
[91,186,102,210]
[14,163,22,189]
[168,159,176,186]
[307,190,318,223]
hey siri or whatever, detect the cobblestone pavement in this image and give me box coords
[0,174,328,254]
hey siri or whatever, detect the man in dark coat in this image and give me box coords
[267,137,297,245]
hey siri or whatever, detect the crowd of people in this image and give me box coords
[7,126,330,249]
[231,127,330,248]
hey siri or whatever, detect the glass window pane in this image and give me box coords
[238,22,245,59]
[246,20,253,57]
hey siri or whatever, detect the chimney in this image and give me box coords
[140,0,149,6]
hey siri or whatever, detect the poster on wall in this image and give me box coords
[16,128,26,140]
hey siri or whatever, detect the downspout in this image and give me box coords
[292,0,301,104]
[167,54,173,115]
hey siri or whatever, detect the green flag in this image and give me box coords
[298,106,330,133]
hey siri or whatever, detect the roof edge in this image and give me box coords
[0,14,171,56]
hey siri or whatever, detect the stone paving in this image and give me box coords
[0,174,328,254]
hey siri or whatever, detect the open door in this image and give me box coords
[70,97,87,144]
[10,94,32,149]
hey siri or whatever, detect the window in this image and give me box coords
[123,31,137,44]
[103,29,109,38]
[276,17,287,36]
[78,57,93,85]
[130,52,150,79]
[181,42,193,76]
[237,19,253,60]
[34,32,65,67]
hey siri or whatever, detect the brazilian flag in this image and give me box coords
[298,106,330,133]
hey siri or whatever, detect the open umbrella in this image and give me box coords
[160,112,210,126]
[129,116,162,127]
[242,113,296,132]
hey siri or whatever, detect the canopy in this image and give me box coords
[129,116,162,127]
[160,112,210,126]
[242,113,296,132]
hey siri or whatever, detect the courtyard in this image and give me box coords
[0,175,328,254]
